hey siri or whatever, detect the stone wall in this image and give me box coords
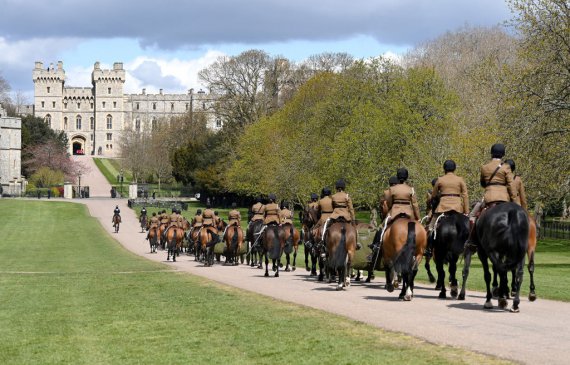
[0,104,24,196]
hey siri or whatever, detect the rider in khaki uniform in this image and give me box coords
[505,159,528,211]
[380,176,399,220]
[191,209,204,229]
[428,160,469,231]
[329,179,355,223]
[308,193,319,211]
[228,203,241,227]
[160,210,169,226]
[385,168,421,222]
[201,204,219,243]
[264,194,281,225]
[280,203,293,225]
[317,188,333,226]
[146,212,160,240]
[250,197,265,223]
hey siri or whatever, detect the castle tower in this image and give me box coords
[33,61,65,131]
[92,62,125,156]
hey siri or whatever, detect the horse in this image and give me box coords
[382,217,427,300]
[166,225,184,262]
[246,220,265,267]
[420,216,437,284]
[180,218,191,253]
[199,225,219,267]
[147,225,159,253]
[300,207,319,275]
[325,221,357,291]
[262,224,285,277]
[431,211,469,299]
[458,202,529,312]
[282,223,300,272]
[158,223,168,249]
[224,225,244,266]
[491,214,538,301]
[112,214,121,233]
[189,228,203,261]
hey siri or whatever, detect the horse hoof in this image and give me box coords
[458,292,465,301]
[435,284,442,291]
[386,284,394,293]
[428,275,436,283]
[484,300,493,309]
[365,278,371,283]
[450,287,458,299]
[510,291,516,298]
[336,285,343,291]
[438,292,446,299]
[509,307,520,313]
[305,266,310,272]
[498,298,508,309]
[529,292,537,302]
[292,266,296,272]
[264,273,269,277]
[275,272,279,278]
[404,294,412,301]
[318,275,324,282]
[492,286,499,299]
[285,267,291,272]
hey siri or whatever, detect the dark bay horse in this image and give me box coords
[300,207,319,275]
[262,224,285,277]
[112,214,121,233]
[432,211,469,299]
[246,220,265,267]
[166,226,184,262]
[492,214,538,301]
[224,225,244,266]
[325,221,357,290]
[200,226,219,267]
[282,223,300,272]
[458,202,529,312]
[382,218,427,300]
[148,225,159,253]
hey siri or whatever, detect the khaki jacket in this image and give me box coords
[432,172,469,214]
[280,208,293,225]
[149,216,160,229]
[317,196,333,225]
[513,175,528,210]
[381,189,390,217]
[330,191,355,222]
[308,201,319,210]
[264,203,281,225]
[160,213,169,224]
[228,209,241,226]
[251,202,265,221]
[480,159,516,203]
[202,209,216,226]
[169,213,179,227]
[386,183,420,220]
[192,214,203,228]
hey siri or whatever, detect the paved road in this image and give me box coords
[77,156,569,364]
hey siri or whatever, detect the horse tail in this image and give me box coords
[231,226,238,252]
[284,225,294,254]
[268,226,280,260]
[394,221,416,275]
[330,224,347,271]
[507,207,528,271]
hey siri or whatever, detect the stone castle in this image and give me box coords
[33,61,219,157]
[0,104,25,196]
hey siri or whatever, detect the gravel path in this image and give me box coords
[78,157,569,364]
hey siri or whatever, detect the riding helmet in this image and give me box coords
[323,187,332,196]
[335,179,346,190]
[268,193,276,202]
[197,209,202,214]
[491,143,506,158]
[396,168,409,182]
[311,193,318,201]
[505,159,516,172]
[389,176,399,186]
[443,160,456,172]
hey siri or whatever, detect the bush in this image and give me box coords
[30,167,64,188]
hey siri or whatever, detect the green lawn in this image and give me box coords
[0,200,509,364]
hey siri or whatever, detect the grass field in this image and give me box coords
[137,203,570,302]
[0,200,509,364]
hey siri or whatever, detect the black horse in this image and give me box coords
[300,207,319,276]
[246,220,265,268]
[458,202,529,312]
[431,211,469,299]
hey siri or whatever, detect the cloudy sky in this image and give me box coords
[0,0,512,100]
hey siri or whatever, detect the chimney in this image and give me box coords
[34,61,43,69]
[159,89,163,95]
[188,88,194,95]
[94,61,101,70]
[113,62,123,70]
[57,61,63,70]
[142,88,146,95]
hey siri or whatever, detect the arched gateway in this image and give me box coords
[71,135,87,155]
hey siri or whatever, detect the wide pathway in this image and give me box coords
[71,155,112,198]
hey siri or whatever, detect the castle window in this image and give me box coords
[151,117,157,130]
[153,102,157,110]
[216,118,222,128]
[136,102,139,110]
[171,102,174,111]
[90,117,94,130]
[47,87,50,93]
[106,144,109,150]
[90,134,94,141]
[76,115,82,130]
[202,102,206,110]
[64,102,67,109]
[135,118,140,132]
[185,103,189,111]
[108,87,111,94]
[41,101,45,108]
[102,101,106,108]
[52,101,56,108]
[113,101,117,108]
[90,103,93,109]
[77,103,80,109]
[64,117,68,129]
[106,114,112,129]
[110,144,113,149]
[106,133,112,141]
[45,114,52,128]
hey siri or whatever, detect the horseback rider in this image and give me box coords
[146,212,160,240]
[264,194,281,226]
[163,208,180,240]
[160,210,169,226]
[202,204,219,244]
[191,209,204,229]
[112,205,121,225]
[465,143,517,250]
[380,176,399,221]
[228,203,241,227]
[505,159,528,211]
[312,187,333,238]
[428,160,469,233]
[308,193,319,210]
[140,206,147,218]
[385,168,421,224]
[280,202,293,225]
[424,178,438,224]
[329,179,355,223]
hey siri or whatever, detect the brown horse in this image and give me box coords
[147,225,159,253]
[189,228,202,260]
[158,223,168,249]
[282,223,301,272]
[112,214,121,233]
[224,225,244,265]
[300,207,319,275]
[166,226,184,262]
[199,225,219,267]
[262,224,285,277]
[382,218,427,300]
[325,221,357,290]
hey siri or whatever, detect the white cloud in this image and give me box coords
[0,36,79,66]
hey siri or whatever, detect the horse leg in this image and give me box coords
[317,255,325,282]
[336,264,344,291]
[305,245,310,272]
[435,256,446,299]
[511,259,525,313]
[499,270,509,309]
[425,256,436,283]
[292,248,297,271]
[479,251,494,309]
[310,250,318,276]
[528,251,536,301]
[458,249,473,301]
[492,265,500,298]
[385,263,394,292]
[264,253,269,277]
[285,253,291,272]
[449,256,459,299]
[398,272,408,300]
[274,259,279,278]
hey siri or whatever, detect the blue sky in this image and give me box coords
[0,0,512,100]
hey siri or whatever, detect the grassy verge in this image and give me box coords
[0,200,509,364]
